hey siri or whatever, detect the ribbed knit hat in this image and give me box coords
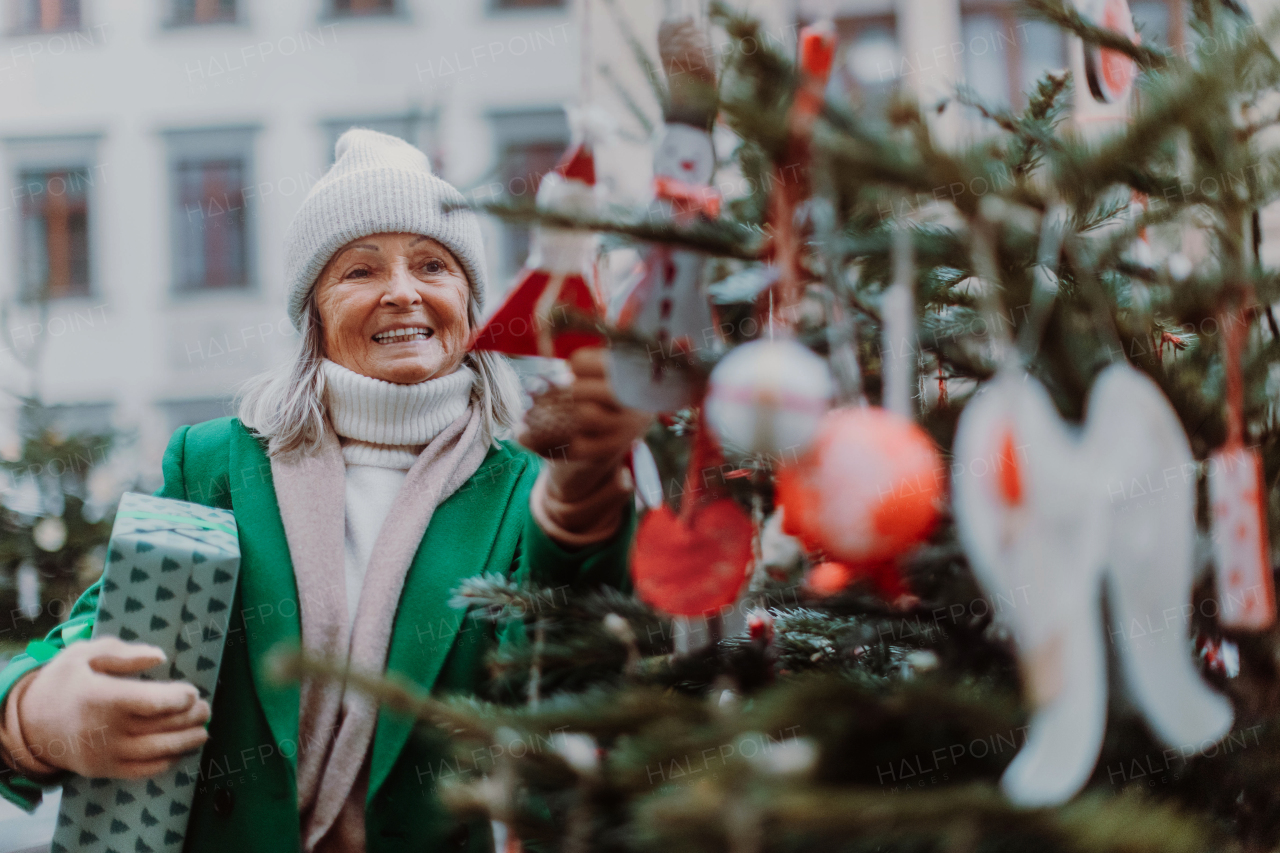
[284,128,487,330]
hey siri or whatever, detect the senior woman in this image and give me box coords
[0,130,647,852]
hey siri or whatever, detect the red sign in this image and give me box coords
[1081,0,1138,104]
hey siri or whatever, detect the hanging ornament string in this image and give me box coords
[1015,203,1069,363]
[579,0,592,112]
[966,208,1018,370]
[881,224,916,418]
[765,19,835,334]
[1222,301,1247,450]
[810,182,863,404]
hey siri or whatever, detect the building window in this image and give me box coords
[330,0,395,16]
[165,128,257,292]
[489,109,570,275]
[830,17,900,115]
[20,401,113,438]
[1132,0,1190,52]
[491,0,565,10]
[19,167,91,300]
[170,0,236,26]
[9,0,80,34]
[959,4,1066,112]
[321,113,437,167]
[161,398,232,432]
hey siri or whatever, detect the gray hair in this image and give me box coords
[236,290,523,458]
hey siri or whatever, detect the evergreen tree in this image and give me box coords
[285,2,1280,850]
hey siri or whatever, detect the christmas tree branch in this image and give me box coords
[1018,0,1173,69]
[452,198,762,260]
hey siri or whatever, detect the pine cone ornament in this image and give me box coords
[519,385,577,458]
[658,16,717,128]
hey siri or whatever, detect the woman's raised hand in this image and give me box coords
[520,348,652,541]
[10,637,210,780]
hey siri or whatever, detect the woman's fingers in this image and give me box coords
[113,758,188,780]
[83,638,167,676]
[98,677,199,719]
[570,401,627,435]
[115,726,209,763]
[568,377,624,409]
[123,698,211,736]
[567,432,641,462]
[568,347,608,380]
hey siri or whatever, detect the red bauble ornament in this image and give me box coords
[805,561,854,597]
[777,407,943,564]
[804,558,911,600]
[631,498,754,616]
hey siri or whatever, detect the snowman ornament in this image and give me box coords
[608,122,720,412]
[607,16,721,414]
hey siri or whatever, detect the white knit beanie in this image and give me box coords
[283,128,487,330]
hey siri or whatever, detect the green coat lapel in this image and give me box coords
[227,425,303,781]
[368,446,532,800]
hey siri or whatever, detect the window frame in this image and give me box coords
[486,0,567,15]
[159,397,234,432]
[4,134,103,304]
[7,0,83,36]
[164,0,240,28]
[958,1,1057,112]
[323,0,403,21]
[319,112,439,168]
[20,401,115,438]
[1130,0,1188,54]
[956,0,1187,112]
[487,108,570,277]
[162,126,260,296]
[831,14,900,110]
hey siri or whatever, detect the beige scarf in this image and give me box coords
[270,405,489,852]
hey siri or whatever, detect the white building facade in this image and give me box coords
[0,0,618,488]
[0,0,1270,490]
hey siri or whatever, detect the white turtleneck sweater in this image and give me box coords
[320,359,474,625]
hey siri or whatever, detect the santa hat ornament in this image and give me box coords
[471,139,606,360]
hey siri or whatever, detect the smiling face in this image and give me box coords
[314,232,472,385]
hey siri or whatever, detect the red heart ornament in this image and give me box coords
[630,497,754,617]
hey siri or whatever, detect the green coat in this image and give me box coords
[0,417,633,852]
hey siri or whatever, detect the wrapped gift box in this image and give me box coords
[51,492,239,853]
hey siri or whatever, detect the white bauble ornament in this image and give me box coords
[1167,252,1193,282]
[704,339,834,457]
[33,515,67,552]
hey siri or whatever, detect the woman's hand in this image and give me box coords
[11,637,210,780]
[519,348,652,542]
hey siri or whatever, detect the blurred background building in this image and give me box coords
[0,0,1268,488]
